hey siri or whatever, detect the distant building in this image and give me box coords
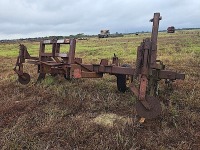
[167,26,175,33]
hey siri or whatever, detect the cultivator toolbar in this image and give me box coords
[14,13,185,119]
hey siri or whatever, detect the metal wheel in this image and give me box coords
[18,73,30,85]
[117,74,127,92]
[37,73,46,82]
[116,64,132,92]
[64,68,71,80]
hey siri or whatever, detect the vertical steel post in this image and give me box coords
[150,12,161,66]
[68,39,76,64]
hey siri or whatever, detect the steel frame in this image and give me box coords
[14,13,185,119]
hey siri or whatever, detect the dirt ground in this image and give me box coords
[0,32,200,149]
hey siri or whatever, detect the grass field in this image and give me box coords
[0,30,200,149]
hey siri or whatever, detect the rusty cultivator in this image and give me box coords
[14,13,185,119]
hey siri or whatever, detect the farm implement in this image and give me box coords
[14,13,185,119]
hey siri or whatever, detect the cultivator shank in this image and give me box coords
[14,13,185,119]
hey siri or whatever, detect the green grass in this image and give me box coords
[0,30,200,149]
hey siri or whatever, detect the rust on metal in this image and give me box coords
[136,95,162,119]
[13,12,185,119]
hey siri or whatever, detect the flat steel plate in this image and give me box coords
[136,95,162,119]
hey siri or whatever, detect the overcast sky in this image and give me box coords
[0,0,200,40]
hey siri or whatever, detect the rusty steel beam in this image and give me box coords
[158,70,185,80]
[150,12,161,66]
[81,72,103,78]
[68,39,76,64]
